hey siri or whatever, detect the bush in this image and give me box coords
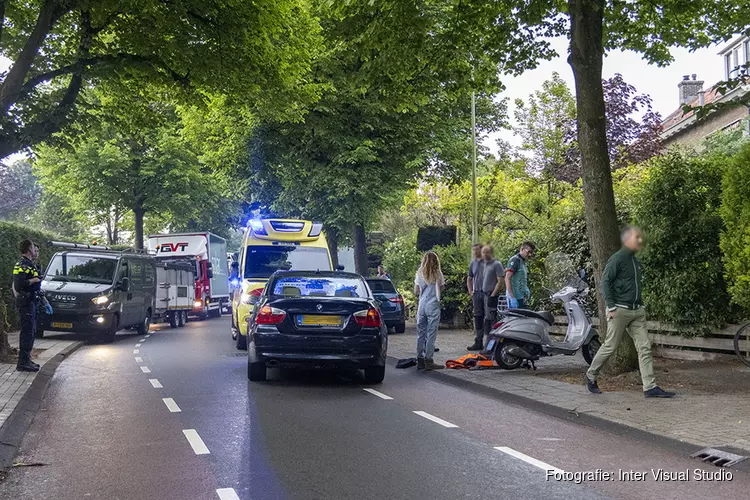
[721,143,750,315]
[0,221,60,333]
[634,151,736,331]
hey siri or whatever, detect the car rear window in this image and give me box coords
[367,280,396,293]
[272,276,368,298]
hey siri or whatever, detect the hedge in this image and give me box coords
[0,221,60,333]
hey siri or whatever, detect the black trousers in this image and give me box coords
[17,302,37,366]
[472,292,485,343]
[483,294,499,339]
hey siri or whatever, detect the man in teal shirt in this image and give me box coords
[505,242,535,309]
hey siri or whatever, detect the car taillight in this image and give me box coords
[388,295,404,304]
[354,308,382,327]
[256,305,286,325]
[492,321,504,329]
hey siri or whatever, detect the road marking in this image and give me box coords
[133,349,139,354]
[494,446,564,473]
[139,338,146,342]
[135,343,142,347]
[149,379,163,388]
[363,388,393,400]
[135,357,143,363]
[140,366,151,373]
[183,429,210,455]
[413,411,458,428]
[145,335,151,338]
[216,488,240,500]
[162,398,181,412]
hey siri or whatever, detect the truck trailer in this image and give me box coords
[147,232,230,319]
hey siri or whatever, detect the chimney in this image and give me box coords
[678,74,704,105]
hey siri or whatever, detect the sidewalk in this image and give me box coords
[389,324,750,455]
[0,333,80,431]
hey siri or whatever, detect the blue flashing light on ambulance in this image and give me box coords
[231,219,336,350]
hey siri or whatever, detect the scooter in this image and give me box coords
[486,278,601,370]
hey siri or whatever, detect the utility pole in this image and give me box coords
[471,91,478,244]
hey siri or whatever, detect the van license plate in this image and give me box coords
[298,315,341,326]
[52,322,73,329]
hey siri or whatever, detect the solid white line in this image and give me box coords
[135,357,143,363]
[494,446,564,473]
[183,429,210,455]
[135,343,142,347]
[140,366,151,373]
[216,488,240,500]
[413,411,458,428]
[149,379,163,388]
[363,388,393,400]
[133,349,139,354]
[162,398,181,412]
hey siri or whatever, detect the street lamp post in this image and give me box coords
[471,91,478,244]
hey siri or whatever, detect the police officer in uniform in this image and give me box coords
[13,240,41,372]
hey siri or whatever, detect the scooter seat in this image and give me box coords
[507,308,555,326]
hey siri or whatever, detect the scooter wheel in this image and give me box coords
[494,340,524,370]
[582,336,601,365]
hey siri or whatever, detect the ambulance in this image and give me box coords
[232,219,335,349]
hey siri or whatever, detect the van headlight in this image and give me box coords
[92,295,109,305]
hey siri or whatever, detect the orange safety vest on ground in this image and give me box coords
[445,353,494,369]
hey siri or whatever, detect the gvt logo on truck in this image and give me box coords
[157,243,189,253]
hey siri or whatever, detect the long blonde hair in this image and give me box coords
[420,251,442,285]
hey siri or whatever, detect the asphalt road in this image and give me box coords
[0,317,747,500]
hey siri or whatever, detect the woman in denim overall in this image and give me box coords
[414,251,445,370]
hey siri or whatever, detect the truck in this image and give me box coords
[147,232,230,319]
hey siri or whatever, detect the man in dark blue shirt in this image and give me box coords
[13,240,41,372]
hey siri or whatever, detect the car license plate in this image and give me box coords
[52,322,73,329]
[298,315,341,326]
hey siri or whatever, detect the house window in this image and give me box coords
[726,53,733,79]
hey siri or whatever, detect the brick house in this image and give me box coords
[661,35,750,148]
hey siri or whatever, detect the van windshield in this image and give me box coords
[243,246,331,279]
[46,254,118,284]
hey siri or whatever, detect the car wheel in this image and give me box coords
[248,361,266,381]
[364,366,386,384]
[137,313,151,336]
[99,319,118,344]
[182,311,189,325]
[169,313,178,328]
[236,332,247,350]
[395,322,406,334]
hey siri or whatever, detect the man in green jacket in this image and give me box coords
[584,226,675,398]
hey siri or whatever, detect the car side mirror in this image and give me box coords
[119,277,130,292]
[207,263,214,279]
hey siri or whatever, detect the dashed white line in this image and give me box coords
[183,429,210,455]
[494,446,564,473]
[149,379,163,388]
[162,398,181,412]
[133,349,139,354]
[216,488,240,500]
[135,343,142,347]
[145,334,151,338]
[140,366,151,373]
[363,388,393,400]
[413,411,458,428]
[135,357,143,363]
[139,338,147,342]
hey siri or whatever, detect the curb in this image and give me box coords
[0,341,84,469]
[386,354,750,473]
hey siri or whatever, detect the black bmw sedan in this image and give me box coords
[246,271,388,383]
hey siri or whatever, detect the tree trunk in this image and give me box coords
[133,205,145,249]
[568,0,637,372]
[327,228,339,269]
[353,224,368,275]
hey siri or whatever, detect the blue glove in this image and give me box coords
[508,297,519,309]
[45,303,54,315]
